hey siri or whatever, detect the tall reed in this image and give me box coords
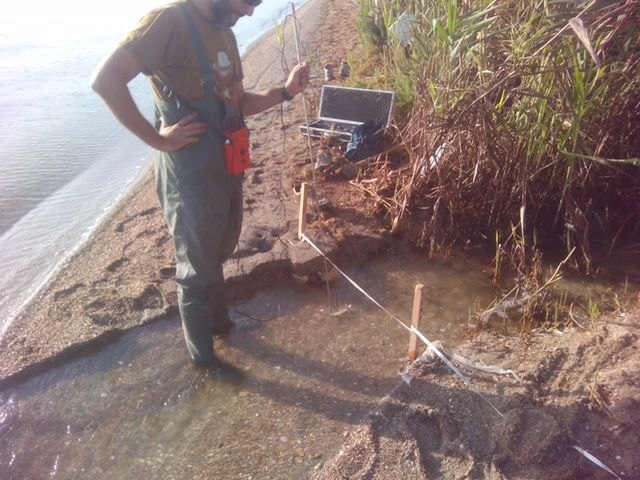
[356,0,640,277]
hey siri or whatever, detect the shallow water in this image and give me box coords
[2,248,636,479]
[0,251,498,479]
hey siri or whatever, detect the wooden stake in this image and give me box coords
[298,182,309,240]
[408,283,424,361]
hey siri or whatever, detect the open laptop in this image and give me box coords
[299,85,395,142]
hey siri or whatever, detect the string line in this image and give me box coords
[300,232,503,417]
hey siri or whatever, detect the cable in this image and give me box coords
[288,2,336,311]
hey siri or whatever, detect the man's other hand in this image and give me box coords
[284,62,311,98]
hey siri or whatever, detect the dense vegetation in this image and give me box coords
[351,0,639,285]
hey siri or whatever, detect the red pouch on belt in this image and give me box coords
[224,126,251,175]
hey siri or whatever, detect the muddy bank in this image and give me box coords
[0,0,373,386]
[313,305,640,480]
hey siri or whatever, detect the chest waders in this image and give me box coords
[154,5,243,363]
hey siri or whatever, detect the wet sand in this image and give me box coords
[0,0,370,386]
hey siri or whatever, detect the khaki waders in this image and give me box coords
[153,4,243,363]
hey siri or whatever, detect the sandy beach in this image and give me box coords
[0,0,370,386]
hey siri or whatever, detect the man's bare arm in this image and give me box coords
[91,46,206,152]
[240,62,310,116]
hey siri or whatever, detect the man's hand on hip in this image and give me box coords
[157,112,208,153]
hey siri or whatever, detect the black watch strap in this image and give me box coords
[280,87,294,102]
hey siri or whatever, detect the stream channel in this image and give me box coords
[0,249,635,479]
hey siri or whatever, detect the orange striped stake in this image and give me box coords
[408,283,424,361]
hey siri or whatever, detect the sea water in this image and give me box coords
[0,0,306,335]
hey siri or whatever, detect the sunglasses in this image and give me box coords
[243,0,262,6]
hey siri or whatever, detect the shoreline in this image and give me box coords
[0,158,154,339]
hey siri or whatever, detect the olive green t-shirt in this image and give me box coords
[121,0,243,107]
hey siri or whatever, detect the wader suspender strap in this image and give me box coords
[178,4,249,175]
[152,4,224,132]
[177,4,217,102]
[177,3,243,131]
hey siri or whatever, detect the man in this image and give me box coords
[92,0,309,367]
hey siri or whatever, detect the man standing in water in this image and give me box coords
[92,0,309,368]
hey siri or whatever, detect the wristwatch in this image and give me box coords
[280,87,294,102]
